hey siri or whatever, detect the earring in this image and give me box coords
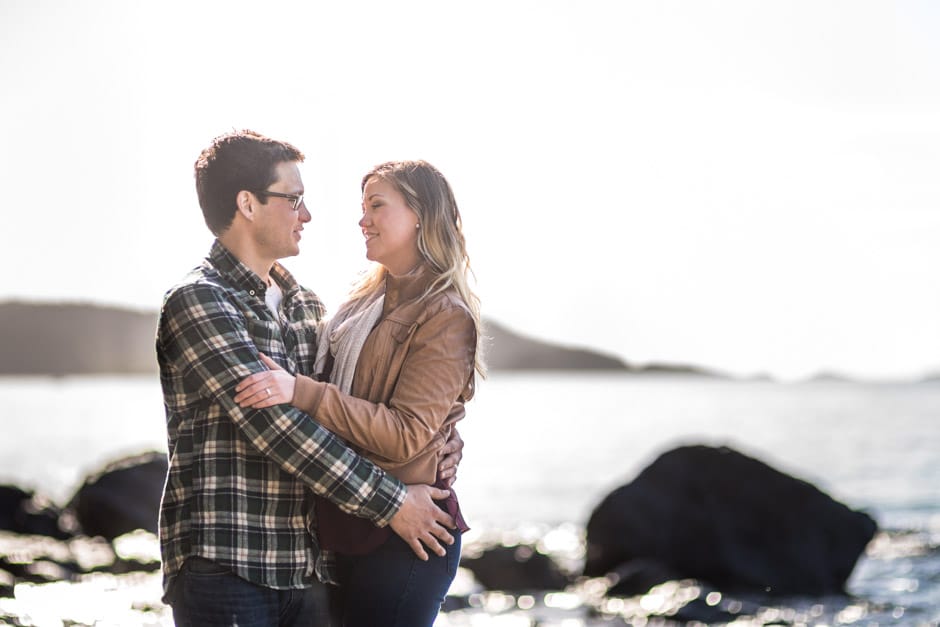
[415,223,420,229]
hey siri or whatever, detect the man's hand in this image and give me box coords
[389,484,455,561]
[438,428,464,487]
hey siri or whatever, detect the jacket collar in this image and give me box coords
[383,263,436,315]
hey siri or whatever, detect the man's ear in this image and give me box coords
[236,190,255,221]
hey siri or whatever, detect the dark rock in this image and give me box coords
[0,568,14,597]
[460,544,572,591]
[0,534,81,584]
[0,486,71,539]
[20,559,76,583]
[67,451,167,541]
[0,486,31,529]
[584,444,877,596]
[604,557,685,597]
[670,596,751,624]
[441,594,473,613]
[111,556,161,574]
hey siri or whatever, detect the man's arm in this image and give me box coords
[158,282,454,554]
[285,307,475,462]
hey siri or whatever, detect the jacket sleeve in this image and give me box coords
[157,281,405,523]
[290,305,475,463]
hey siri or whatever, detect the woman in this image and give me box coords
[234,160,483,626]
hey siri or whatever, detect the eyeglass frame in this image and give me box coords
[249,189,305,211]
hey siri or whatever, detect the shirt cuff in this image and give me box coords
[371,482,407,528]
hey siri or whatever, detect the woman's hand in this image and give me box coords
[234,353,296,409]
[437,428,464,487]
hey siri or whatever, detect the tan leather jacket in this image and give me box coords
[292,264,476,484]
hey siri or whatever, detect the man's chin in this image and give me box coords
[274,250,300,262]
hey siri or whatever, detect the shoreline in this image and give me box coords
[0,524,933,627]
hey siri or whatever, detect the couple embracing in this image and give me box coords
[156,130,483,626]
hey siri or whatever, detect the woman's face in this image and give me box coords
[360,176,421,276]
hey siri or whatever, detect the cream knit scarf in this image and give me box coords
[314,291,385,394]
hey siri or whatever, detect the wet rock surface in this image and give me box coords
[0,486,71,539]
[585,444,878,596]
[67,451,167,540]
[459,543,572,592]
[0,446,908,625]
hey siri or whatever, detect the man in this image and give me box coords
[156,130,462,626]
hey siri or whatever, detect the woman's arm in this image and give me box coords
[237,305,474,463]
[304,306,474,462]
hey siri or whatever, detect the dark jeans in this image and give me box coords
[169,556,325,627]
[332,532,461,627]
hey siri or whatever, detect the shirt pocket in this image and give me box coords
[245,316,279,349]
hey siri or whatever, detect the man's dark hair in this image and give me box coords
[194,130,305,235]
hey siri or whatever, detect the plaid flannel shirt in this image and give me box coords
[156,240,406,598]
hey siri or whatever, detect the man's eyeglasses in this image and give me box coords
[251,190,305,211]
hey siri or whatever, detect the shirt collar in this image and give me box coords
[208,239,300,299]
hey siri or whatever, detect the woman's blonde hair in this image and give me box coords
[346,160,485,377]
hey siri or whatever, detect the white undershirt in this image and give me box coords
[265,281,283,317]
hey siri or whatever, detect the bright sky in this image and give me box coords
[2,0,939,381]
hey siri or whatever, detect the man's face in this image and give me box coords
[253,161,311,260]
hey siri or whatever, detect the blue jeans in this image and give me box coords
[332,533,461,627]
[169,556,326,627]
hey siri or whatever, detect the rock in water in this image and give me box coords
[68,451,167,541]
[460,544,571,591]
[584,444,877,596]
[0,486,71,539]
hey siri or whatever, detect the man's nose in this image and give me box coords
[299,202,312,222]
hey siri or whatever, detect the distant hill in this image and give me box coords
[0,301,713,376]
[483,320,715,375]
[483,319,627,370]
[0,301,158,375]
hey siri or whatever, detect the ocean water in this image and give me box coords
[1,373,938,625]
